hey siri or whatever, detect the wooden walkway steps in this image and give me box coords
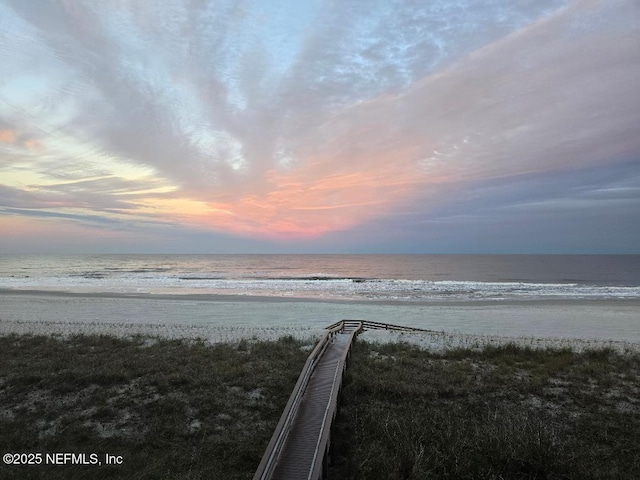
[253,320,433,480]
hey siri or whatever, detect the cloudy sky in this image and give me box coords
[1,0,639,253]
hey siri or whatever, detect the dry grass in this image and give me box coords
[332,341,640,479]
[0,333,309,480]
[3,333,639,479]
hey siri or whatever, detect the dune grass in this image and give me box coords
[331,340,640,479]
[0,333,308,480]
[2,333,639,479]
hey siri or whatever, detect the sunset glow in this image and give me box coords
[1,0,639,253]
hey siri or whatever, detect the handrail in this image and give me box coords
[253,319,424,480]
[324,320,345,331]
[307,322,362,480]
[342,319,435,333]
[308,360,342,479]
[253,323,345,480]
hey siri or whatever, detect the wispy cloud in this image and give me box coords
[1,0,638,252]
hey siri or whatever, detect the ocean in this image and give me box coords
[1,254,639,345]
[1,254,639,302]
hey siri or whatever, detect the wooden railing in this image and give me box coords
[325,319,434,333]
[253,319,429,480]
[307,324,361,480]
[252,321,362,480]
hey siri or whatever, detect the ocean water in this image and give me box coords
[1,255,639,344]
[1,254,639,302]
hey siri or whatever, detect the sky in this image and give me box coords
[1,0,639,254]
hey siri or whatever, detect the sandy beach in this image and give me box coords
[2,290,638,351]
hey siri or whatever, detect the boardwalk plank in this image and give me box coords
[270,329,354,480]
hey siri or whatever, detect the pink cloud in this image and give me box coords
[0,129,16,143]
[186,0,639,239]
[2,0,637,247]
[0,128,41,150]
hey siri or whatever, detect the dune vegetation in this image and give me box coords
[1,333,639,479]
[332,340,640,479]
[0,334,308,480]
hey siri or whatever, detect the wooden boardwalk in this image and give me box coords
[253,320,431,480]
[270,325,356,479]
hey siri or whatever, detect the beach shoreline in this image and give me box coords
[2,290,639,349]
[2,287,639,307]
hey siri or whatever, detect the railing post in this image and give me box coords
[256,319,432,480]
